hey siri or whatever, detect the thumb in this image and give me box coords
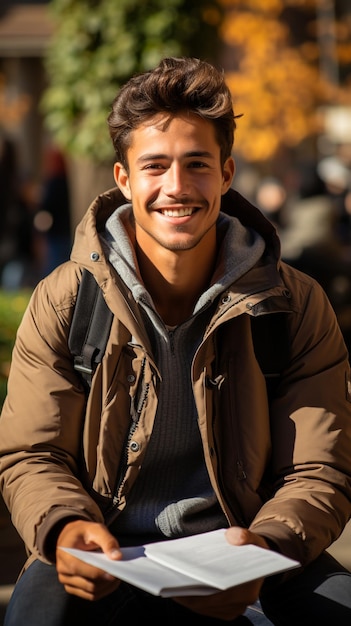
[99,532,122,560]
[83,523,122,560]
[225,526,251,546]
[225,527,269,550]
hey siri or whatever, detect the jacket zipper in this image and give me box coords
[105,358,149,521]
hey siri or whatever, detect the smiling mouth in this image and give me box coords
[160,207,196,217]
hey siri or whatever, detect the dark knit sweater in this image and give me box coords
[101,204,265,541]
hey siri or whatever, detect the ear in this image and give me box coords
[221,156,235,195]
[114,162,132,200]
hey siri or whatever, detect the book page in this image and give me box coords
[62,546,219,597]
[145,529,300,589]
[61,529,300,597]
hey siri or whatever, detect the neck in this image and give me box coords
[136,237,217,326]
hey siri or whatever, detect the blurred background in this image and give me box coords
[1,0,351,620]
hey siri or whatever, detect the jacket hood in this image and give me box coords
[70,186,281,272]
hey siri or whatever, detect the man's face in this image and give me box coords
[114,113,234,254]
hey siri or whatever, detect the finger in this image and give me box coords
[59,573,119,601]
[94,529,122,560]
[175,578,264,620]
[224,526,250,546]
[57,548,115,580]
[225,527,269,550]
[58,564,119,601]
[175,591,248,620]
[57,521,122,559]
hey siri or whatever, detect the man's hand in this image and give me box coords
[56,519,122,601]
[174,527,270,621]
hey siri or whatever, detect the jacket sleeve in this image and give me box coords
[0,267,105,563]
[250,267,351,566]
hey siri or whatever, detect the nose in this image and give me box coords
[163,163,189,197]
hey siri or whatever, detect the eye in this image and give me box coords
[143,163,165,170]
[188,160,209,169]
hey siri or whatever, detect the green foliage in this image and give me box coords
[0,290,31,409]
[41,0,224,163]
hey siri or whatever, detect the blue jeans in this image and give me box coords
[4,552,351,625]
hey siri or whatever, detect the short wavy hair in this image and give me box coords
[107,57,237,170]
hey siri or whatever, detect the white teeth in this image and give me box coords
[162,208,194,217]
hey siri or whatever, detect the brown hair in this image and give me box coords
[107,57,237,170]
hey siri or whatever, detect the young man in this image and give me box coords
[1,57,351,625]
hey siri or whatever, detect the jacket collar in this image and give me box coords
[94,186,279,246]
[221,188,281,259]
[71,186,281,271]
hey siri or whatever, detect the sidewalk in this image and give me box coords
[1,494,351,625]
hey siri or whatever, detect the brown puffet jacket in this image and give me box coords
[0,188,351,571]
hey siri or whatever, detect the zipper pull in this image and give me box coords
[205,374,225,389]
[237,460,247,480]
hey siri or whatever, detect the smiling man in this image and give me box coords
[114,112,234,326]
[1,57,351,626]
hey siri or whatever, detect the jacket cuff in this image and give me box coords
[249,520,308,566]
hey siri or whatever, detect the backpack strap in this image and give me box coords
[68,271,290,397]
[68,269,113,388]
[250,312,290,399]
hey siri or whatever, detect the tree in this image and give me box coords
[42,0,224,164]
[219,0,351,164]
[41,0,224,224]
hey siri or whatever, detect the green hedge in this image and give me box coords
[0,290,31,409]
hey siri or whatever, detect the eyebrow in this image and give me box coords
[136,150,215,163]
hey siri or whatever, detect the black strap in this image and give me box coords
[250,312,290,398]
[68,269,113,387]
[69,271,290,396]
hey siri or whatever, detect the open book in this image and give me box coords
[61,528,300,597]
